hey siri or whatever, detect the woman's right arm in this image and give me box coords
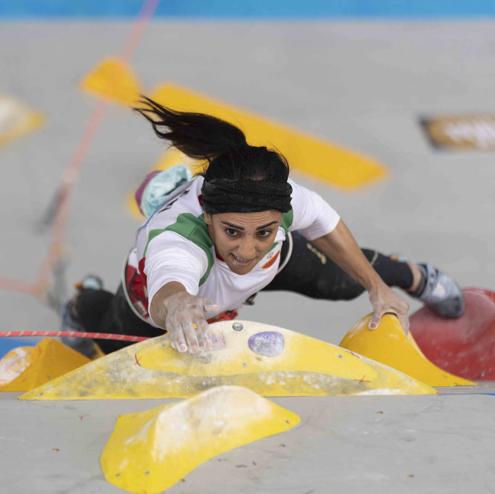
[150,281,218,354]
[144,231,215,354]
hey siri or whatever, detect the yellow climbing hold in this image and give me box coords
[150,83,388,190]
[339,314,474,387]
[21,320,435,400]
[0,346,36,387]
[101,385,300,493]
[0,95,43,148]
[0,339,90,392]
[81,58,141,106]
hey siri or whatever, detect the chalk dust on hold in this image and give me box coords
[0,347,36,386]
[0,96,39,139]
[194,329,285,364]
[248,331,285,357]
[150,386,273,461]
[0,98,24,133]
[162,330,281,366]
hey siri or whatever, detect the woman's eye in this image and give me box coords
[225,228,240,237]
[257,229,273,238]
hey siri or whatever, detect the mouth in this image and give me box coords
[230,253,256,266]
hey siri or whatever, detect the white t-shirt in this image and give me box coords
[128,176,340,326]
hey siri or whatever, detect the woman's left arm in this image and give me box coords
[310,220,410,332]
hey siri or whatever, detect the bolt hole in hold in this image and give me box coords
[248,331,285,357]
[232,322,244,331]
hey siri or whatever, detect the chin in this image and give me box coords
[228,262,255,275]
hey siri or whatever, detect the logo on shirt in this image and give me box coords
[261,251,280,269]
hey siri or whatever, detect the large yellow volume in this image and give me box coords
[101,385,300,494]
[150,84,388,190]
[21,320,435,400]
[0,339,90,392]
[339,314,474,387]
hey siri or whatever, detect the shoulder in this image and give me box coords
[288,177,315,201]
[161,212,212,252]
[285,177,340,235]
[142,176,205,232]
[145,211,212,262]
[158,175,204,217]
[139,176,212,254]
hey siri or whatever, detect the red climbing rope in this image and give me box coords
[0,0,160,298]
[0,330,148,342]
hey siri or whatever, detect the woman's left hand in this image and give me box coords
[368,284,410,333]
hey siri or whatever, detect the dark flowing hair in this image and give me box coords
[134,96,290,184]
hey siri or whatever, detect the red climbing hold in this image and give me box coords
[410,288,495,380]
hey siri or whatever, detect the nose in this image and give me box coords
[237,237,257,260]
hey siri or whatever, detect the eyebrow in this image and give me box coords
[221,221,279,231]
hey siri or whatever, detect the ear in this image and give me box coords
[204,212,213,225]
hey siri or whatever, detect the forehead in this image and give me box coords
[213,210,282,228]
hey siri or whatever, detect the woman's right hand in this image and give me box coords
[161,291,221,354]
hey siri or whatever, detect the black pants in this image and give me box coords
[76,232,413,353]
[75,285,163,354]
[263,232,413,299]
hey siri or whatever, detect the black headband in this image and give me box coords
[201,178,292,213]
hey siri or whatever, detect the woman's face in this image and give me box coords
[205,210,282,275]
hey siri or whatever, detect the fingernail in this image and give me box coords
[179,344,187,352]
